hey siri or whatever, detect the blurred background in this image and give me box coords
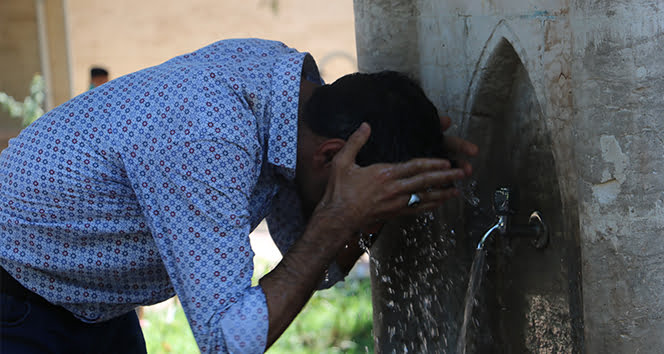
[1,0,358,144]
[1,1,372,353]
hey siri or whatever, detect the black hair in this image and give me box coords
[90,67,109,78]
[302,71,445,166]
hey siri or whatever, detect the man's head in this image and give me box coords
[90,67,109,89]
[295,71,445,216]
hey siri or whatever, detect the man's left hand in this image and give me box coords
[439,116,479,177]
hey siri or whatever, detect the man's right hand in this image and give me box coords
[312,122,468,251]
[260,122,470,350]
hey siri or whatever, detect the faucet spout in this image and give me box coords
[482,186,549,249]
[476,215,507,250]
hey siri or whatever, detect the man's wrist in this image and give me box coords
[305,207,355,251]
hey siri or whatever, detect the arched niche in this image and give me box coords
[462,37,584,353]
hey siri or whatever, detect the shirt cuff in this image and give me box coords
[208,286,269,353]
[317,261,346,290]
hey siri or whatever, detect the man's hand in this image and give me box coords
[439,115,479,177]
[260,120,478,350]
[313,122,470,249]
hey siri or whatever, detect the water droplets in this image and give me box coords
[456,179,480,207]
[358,234,372,255]
[369,210,469,352]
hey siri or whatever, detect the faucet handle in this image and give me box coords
[494,187,517,216]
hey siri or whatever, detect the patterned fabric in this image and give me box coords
[0,38,340,353]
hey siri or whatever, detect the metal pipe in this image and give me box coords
[477,215,507,250]
[62,0,74,99]
[35,0,54,111]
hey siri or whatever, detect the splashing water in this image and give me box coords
[455,179,480,207]
[358,235,372,255]
[456,248,487,354]
[369,211,474,352]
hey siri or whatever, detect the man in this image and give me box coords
[0,39,477,353]
[89,67,109,90]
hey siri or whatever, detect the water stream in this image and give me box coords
[456,248,488,354]
[367,182,491,353]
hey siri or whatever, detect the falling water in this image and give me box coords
[367,177,512,352]
[456,248,488,354]
[370,203,489,352]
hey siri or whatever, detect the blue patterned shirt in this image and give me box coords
[0,38,340,353]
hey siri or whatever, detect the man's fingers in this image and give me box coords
[444,135,479,157]
[336,123,371,165]
[390,158,452,179]
[455,159,473,177]
[404,188,460,207]
[439,116,452,132]
[403,200,454,214]
[380,188,460,216]
[394,168,465,193]
[438,116,478,156]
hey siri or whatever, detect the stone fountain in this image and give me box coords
[354,0,664,352]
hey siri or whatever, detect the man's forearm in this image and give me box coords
[259,211,352,349]
[257,121,473,349]
[335,241,366,276]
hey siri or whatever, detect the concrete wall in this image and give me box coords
[65,0,357,95]
[2,0,357,149]
[0,0,71,150]
[0,0,41,149]
[570,1,664,351]
[355,0,664,352]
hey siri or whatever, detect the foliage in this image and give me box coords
[260,0,279,14]
[271,278,374,354]
[0,74,45,127]
[142,301,199,354]
[141,278,374,354]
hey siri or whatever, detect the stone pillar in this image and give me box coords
[41,0,73,109]
[355,0,664,352]
[570,2,664,351]
[353,0,419,75]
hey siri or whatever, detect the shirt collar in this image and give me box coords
[267,51,321,181]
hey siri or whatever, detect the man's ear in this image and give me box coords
[313,139,346,168]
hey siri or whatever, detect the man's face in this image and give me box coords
[294,124,347,220]
[294,131,330,220]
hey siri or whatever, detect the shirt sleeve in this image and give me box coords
[265,182,346,290]
[134,136,268,353]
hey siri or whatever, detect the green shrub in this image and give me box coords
[0,74,45,127]
[141,278,374,354]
